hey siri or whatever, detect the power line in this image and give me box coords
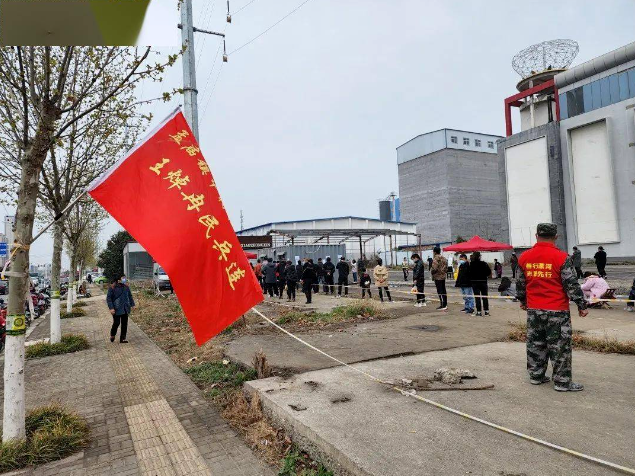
[195,0,217,65]
[228,0,315,56]
[197,25,227,113]
[200,62,224,120]
[231,0,260,15]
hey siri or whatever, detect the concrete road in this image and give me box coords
[247,342,635,476]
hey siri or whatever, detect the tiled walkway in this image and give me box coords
[1,294,274,476]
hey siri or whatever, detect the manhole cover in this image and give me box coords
[405,325,440,332]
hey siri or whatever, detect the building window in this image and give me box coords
[450,135,458,144]
[474,139,482,147]
[487,141,494,149]
[463,137,470,146]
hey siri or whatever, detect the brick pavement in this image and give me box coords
[0,294,274,476]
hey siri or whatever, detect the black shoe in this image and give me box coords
[554,382,584,392]
[120,340,129,344]
[530,375,551,385]
[109,336,115,343]
[484,311,490,316]
[475,312,482,316]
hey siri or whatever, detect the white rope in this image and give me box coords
[250,307,635,475]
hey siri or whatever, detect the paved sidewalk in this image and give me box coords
[1,295,274,476]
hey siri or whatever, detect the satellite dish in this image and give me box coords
[512,40,579,79]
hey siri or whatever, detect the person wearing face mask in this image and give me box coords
[106,274,135,343]
[455,254,474,314]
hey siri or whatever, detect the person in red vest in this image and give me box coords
[516,223,588,392]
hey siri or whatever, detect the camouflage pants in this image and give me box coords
[526,310,572,385]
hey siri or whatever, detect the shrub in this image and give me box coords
[26,334,90,359]
[279,446,333,476]
[72,301,87,308]
[61,308,87,319]
[0,404,90,472]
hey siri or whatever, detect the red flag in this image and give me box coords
[89,109,263,344]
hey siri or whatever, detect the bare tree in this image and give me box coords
[0,46,176,442]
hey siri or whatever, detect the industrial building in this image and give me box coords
[236,216,418,266]
[499,40,635,259]
[397,129,504,245]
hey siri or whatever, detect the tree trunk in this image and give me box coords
[50,220,63,344]
[3,159,41,441]
[3,103,59,442]
[67,253,76,313]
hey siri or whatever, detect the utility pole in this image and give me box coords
[240,210,244,231]
[179,0,226,141]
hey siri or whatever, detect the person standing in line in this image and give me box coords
[510,252,519,279]
[373,258,392,303]
[314,258,324,294]
[516,223,588,392]
[411,253,427,307]
[106,275,135,343]
[494,259,503,279]
[254,259,264,291]
[322,257,336,294]
[261,258,277,298]
[594,246,607,278]
[427,256,433,271]
[359,269,372,299]
[351,259,358,283]
[284,260,298,302]
[402,257,409,281]
[295,260,303,290]
[571,246,583,279]
[430,246,448,311]
[469,251,491,316]
[455,253,474,314]
[336,256,350,298]
[626,278,635,312]
[275,260,286,299]
[301,261,317,304]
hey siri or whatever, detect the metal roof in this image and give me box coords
[237,216,417,235]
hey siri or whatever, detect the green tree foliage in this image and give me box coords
[97,231,133,282]
[455,236,467,243]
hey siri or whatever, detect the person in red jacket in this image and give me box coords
[516,223,588,392]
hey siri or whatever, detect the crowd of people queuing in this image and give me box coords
[250,241,629,313]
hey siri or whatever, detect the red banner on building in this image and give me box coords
[89,109,263,344]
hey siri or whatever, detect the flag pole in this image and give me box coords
[30,191,88,244]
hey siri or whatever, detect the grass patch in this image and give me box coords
[185,361,256,398]
[72,301,87,308]
[507,323,635,355]
[26,334,90,360]
[279,446,333,476]
[61,308,87,319]
[277,301,382,325]
[0,404,89,472]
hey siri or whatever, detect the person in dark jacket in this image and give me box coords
[106,275,135,343]
[510,252,519,278]
[594,246,607,278]
[322,257,336,294]
[261,258,277,297]
[275,260,286,299]
[455,254,474,314]
[626,278,635,312]
[359,269,372,299]
[469,252,491,316]
[412,253,426,307]
[284,261,297,301]
[314,258,324,293]
[427,256,433,270]
[336,257,350,297]
[301,262,317,304]
[494,259,503,279]
[571,246,583,279]
[295,260,303,290]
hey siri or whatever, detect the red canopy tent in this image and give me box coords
[443,235,513,252]
[244,251,258,259]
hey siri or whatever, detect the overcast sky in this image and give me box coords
[13,0,635,266]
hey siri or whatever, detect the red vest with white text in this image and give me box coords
[518,242,569,311]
